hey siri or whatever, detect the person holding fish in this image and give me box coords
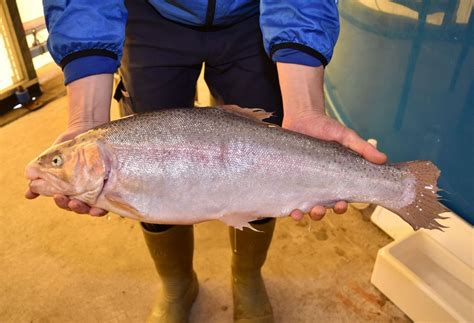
[26,1,390,322]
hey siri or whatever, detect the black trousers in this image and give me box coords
[118,0,283,231]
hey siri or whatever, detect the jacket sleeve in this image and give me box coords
[260,0,340,67]
[44,0,127,84]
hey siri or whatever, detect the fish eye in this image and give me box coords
[51,155,63,167]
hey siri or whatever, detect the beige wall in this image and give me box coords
[16,0,53,70]
[16,0,44,22]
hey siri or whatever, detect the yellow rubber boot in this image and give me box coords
[229,219,276,323]
[142,224,199,323]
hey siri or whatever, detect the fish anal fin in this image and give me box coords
[104,192,143,219]
[218,105,274,124]
[219,212,263,232]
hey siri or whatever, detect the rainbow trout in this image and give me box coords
[26,106,447,230]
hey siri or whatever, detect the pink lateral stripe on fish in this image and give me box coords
[25,106,449,230]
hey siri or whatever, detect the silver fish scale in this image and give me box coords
[91,108,412,222]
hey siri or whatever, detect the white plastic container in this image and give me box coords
[371,230,474,322]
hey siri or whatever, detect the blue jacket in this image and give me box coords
[44,0,339,84]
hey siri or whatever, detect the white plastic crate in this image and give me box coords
[371,230,474,322]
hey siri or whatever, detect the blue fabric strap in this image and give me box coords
[272,48,323,67]
[63,55,118,85]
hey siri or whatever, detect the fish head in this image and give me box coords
[25,133,110,205]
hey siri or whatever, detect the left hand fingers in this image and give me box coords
[333,201,348,214]
[284,114,388,165]
[339,128,387,165]
[290,209,304,221]
[290,201,349,221]
[310,205,326,220]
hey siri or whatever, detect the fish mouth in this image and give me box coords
[26,165,51,195]
[29,178,54,196]
[25,164,40,181]
[26,164,71,197]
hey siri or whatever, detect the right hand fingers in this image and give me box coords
[54,194,72,210]
[25,188,39,199]
[54,122,107,145]
[53,194,108,217]
[54,128,88,144]
[89,207,108,217]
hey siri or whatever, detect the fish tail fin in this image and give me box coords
[390,161,449,231]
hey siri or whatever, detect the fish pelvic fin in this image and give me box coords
[390,161,449,231]
[217,105,274,124]
[219,212,262,231]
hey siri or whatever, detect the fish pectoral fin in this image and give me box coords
[219,213,262,231]
[217,105,274,124]
[104,192,143,219]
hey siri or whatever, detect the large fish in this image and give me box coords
[25,106,447,230]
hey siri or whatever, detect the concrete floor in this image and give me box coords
[0,95,410,322]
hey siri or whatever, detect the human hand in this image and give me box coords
[283,111,387,221]
[276,62,387,222]
[25,124,109,217]
[25,73,114,217]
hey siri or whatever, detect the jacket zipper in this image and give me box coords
[205,0,216,26]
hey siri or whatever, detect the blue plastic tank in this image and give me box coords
[326,0,473,224]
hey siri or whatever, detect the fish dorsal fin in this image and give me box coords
[218,105,274,123]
